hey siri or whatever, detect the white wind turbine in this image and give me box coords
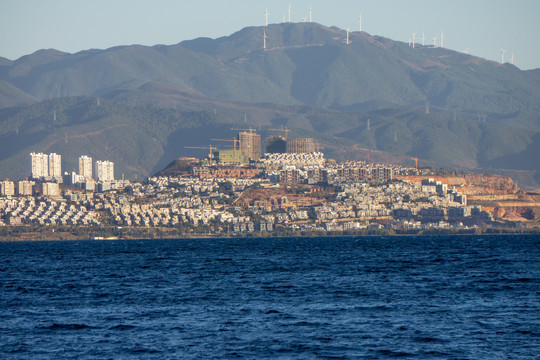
[359,13,362,32]
[263,29,268,49]
[265,8,269,26]
[288,3,291,23]
[440,31,444,48]
[432,36,437,47]
[309,4,312,22]
[501,48,507,64]
[411,32,416,48]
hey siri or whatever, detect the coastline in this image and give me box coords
[1,225,538,242]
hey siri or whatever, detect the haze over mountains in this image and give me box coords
[1,23,539,186]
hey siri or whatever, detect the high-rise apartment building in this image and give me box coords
[265,136,287,154]
[286,138,316,154]
[79,155,93,180]
[95,160,114,182]
[30,152,49,178]
[48,153,62,179]
[238,131,261,161]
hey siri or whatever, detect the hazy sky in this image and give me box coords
[1,0,539,70]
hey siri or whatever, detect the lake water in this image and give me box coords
[1,235,539,359]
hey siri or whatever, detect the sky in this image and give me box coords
[1,0,539,70]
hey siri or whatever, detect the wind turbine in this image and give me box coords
[463,48,470,54]
[440,31,444,48]
[432,36,437,47]
[346,28,350,44]
[309,4,312,22]
[501,48,507,64]
[412,32,416,48]
[265,8,269,26]
[511,53,515,65]
[302,16,307,22]
[288,3,291,23]
[422,30,425,46]
[263,29,268,49]
[359,13,362,32]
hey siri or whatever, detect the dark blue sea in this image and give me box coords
[1,235,539,359]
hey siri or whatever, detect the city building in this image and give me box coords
[30,152,49,178]
[265,136,287,154]
[48,153,62,179]
[95,160,114,182]
[280,166,300,184]
[16,180,35,196]
[0,181,15,196]
[40,182,60,198]
[286,138,316,153]
[79,155,93,180]
[214,150,249,165]
[238,131,261,161]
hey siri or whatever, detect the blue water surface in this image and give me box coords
[1,235,539,359]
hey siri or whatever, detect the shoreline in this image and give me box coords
[1,226,538,242]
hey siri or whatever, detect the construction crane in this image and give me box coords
[211,138,239,157]
[184,145,218,162]
[231,127,256,135]
[410,157,418,170]
[268,127,291,140]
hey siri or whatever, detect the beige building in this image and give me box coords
[286,138,316,153]
[40,182,60,197]
[17,180,35,196]
[238,131,261,161]
[0,181,15,196]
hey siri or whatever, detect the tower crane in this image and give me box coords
[184,145,218,163]
[268,127,291,140]
[211,138,239,157]
[410,157,418,170]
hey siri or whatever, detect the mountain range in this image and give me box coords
[0,23,539,187]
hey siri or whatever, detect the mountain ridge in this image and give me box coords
[0,23,539,186]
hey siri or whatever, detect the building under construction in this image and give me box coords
[286,138,316,153]
[265,136,287,154]
[238,131,261,161]
[213,150,249,165]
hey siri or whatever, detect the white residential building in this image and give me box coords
[79,155,93,180]
[48,153,62,179]
[95,160,114,182]
[30,152,49,178]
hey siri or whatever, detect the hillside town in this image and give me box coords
[0,129,535,238]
